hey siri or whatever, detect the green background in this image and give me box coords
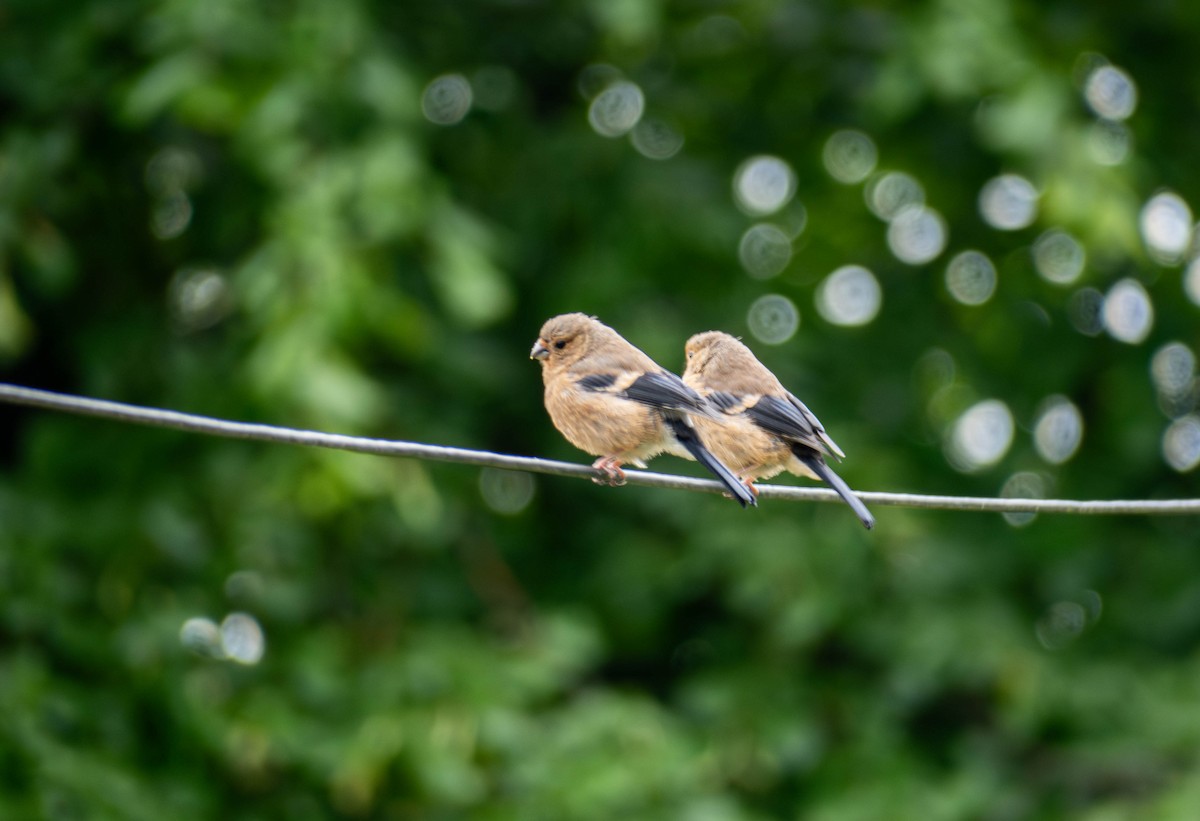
[3,1,1200,818]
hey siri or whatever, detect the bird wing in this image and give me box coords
[707,390,756,414]
[784,392,846,459]
[577,370,712,417]
[732,392,843,459]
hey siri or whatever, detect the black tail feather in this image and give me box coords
[666,418,757,508]
[796,449,875,529]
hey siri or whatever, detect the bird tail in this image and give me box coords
[666,418,757,508]
[794,449,875,529]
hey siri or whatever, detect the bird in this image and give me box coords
[682,330,874,529]
[530,313,757,508]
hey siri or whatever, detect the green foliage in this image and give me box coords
[3,0,1200,817]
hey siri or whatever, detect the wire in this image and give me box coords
[2,382,1198,516]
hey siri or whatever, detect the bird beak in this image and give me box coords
[530,340,549,360]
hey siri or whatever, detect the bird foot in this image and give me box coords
[721,478,758,501]
[591,458,627,486]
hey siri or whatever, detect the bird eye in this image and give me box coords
[554,340,567,350]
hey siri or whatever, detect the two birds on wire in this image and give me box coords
[530,313,875,529]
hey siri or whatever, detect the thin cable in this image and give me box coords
[2,382,1198,516]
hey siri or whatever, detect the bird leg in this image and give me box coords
[726,470,761,499]
[716,476,759,501]
[591,456,627,486]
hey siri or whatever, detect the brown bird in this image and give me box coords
[531,313,756,508]
[682,331,874,528]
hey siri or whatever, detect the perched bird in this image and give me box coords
[531,313,756,508]
[682,331,874,529]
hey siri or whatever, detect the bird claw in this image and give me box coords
[744,480,760,497]
[721,478,758,502]
[591,458,627,486]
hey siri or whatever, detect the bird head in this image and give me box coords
[530,312,598,366]
[683,331,738,381]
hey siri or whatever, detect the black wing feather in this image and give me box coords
[617,371,708,414]
[707,391,744,412]
[793,449,874,529]
[665,417,757,508]
[745,394,820,441]
[576,373,617,391]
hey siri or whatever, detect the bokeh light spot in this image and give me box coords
[1086,120,1132,166]
[1186,259,1200,306]
[1151,342,1195,397]
[630,118,684,160]
[479,468,536,515]
[1034,397,1084,464]
[1033,230,1086,285]
[1102,278,1154,344]
[180,617,222,658]
[1001,471,1046,527]
[1036,600,1089,651]
[747,294,799,345]
[220,613,265,665]
[1068,288,1105,336]
[145,146,202,196]
[822,130,878,184]
[979,174,1038,231]
[151,191,193,240]
[421,73,473,125]
[1084,65,1138,121]
[816,265,881,326]
[865,171,924,221]
[733,155,797,216]
[948,399,1014,472]
[169,267,232,332]
[914,347,956,396]
[1164,415,1200,472]
[887,205,947,265]
[945,250,996,305]
[1140,191,1193,264]
[738,224,793,279]
[224,570,264,604]
[1151,341,1196,418]
[588,81,645,137]
[145,147,201,240]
